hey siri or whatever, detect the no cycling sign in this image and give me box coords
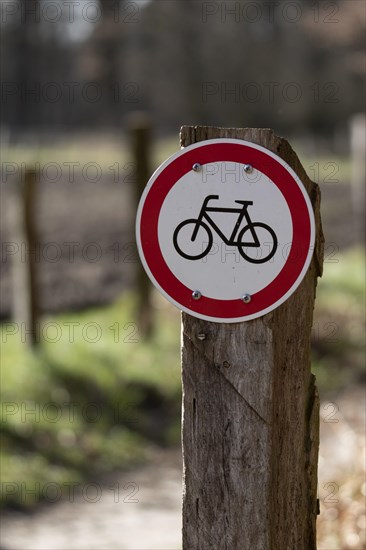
[136,139,315,323]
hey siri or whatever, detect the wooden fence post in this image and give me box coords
[129,112,154,338]
[180,126,324,549]
[11,167,40,346]
[349,113,366,242]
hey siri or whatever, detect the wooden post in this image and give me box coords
[349,113,366,242]
[129,112,154,338]
[181,126,324,549]
[11,168,40,346]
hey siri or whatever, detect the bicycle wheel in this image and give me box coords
[173,219,213,260]
[237,223,278,264]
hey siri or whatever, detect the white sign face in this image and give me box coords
[136,139,315,323]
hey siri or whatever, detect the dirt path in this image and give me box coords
[317,387,366,550]
[1,450,182,550]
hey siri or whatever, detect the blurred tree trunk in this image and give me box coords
[15,0,42,134]
[95,0,125,125]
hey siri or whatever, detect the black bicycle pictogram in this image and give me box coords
[173,195,278,263]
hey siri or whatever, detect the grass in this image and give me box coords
[302,157,351,186]
[1,134,179,176]
[0,294,181,509]
[312,246,365,394]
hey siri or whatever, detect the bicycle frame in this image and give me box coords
[193,195,260,247]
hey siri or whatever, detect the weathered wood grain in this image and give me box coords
[180,126,324,550]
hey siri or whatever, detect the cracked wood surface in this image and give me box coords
[180,126,324,550]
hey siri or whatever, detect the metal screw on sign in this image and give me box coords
[244,164,253,174]
[241,293,252,304]
[192,290,202,300]
[192,163,201,172]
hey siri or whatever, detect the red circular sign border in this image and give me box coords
[139,141,313,320]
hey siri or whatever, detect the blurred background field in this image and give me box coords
[1,1,365,549]
[1,141,365,548]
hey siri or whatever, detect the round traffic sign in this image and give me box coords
[136,139,315,323]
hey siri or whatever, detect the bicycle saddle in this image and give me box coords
[235,200,253,206]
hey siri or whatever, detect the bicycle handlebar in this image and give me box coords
[202,194,219,206]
